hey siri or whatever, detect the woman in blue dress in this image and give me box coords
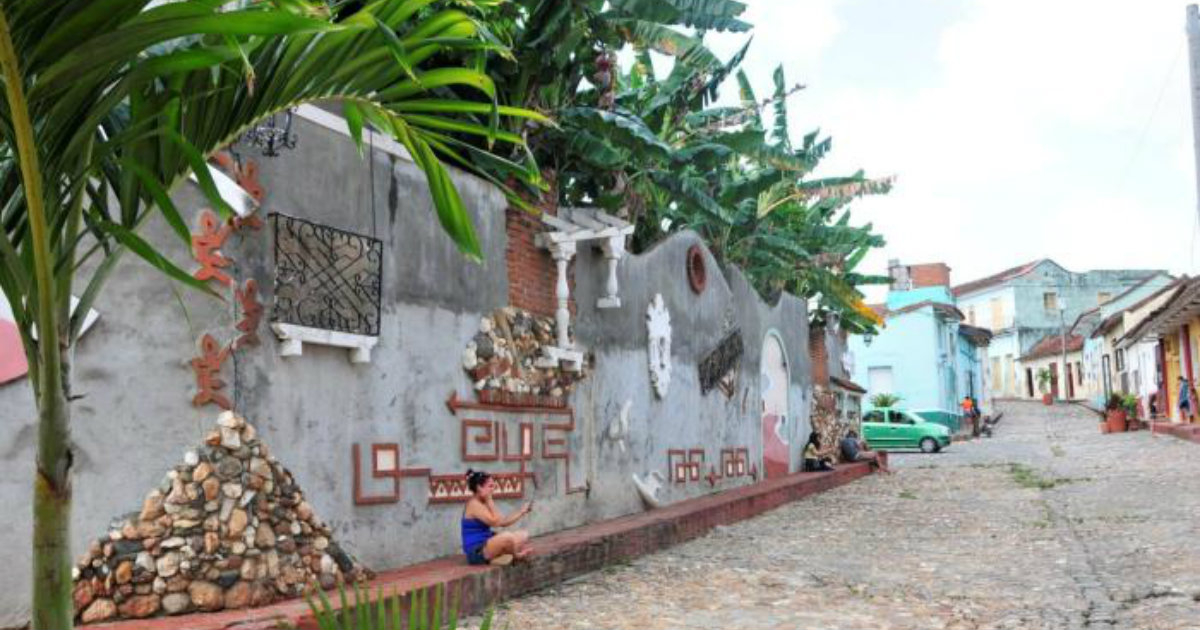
[461,469,533,565]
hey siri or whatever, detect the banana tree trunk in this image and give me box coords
[32,346,73,630]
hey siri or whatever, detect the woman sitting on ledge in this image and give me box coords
[802,432,835,472]
[462,469,534,566]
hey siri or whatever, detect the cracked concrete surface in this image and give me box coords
[469,401,1200,630]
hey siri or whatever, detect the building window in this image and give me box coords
[1076,361,1083,385]
[868,366,894,397]
[990,298,1005,330]
[1098,292,1111,305]
[1043,292,1058,312]
[967,306,976,325]
[991,357,1002,389]
[1115,349,1125,371]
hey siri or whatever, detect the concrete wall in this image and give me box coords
[0,112,813,627]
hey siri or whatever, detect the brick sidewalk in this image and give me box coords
[1151,421,1200,444]
[81,461,880,630]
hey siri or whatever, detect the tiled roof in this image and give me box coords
[830,375,867,394]
[1119,276,1200,345]
[1069,307,1101,337]
[1020,333,1084,361]
[884,300,964,320]
[952,259,1048,297]
[959,324,993,345]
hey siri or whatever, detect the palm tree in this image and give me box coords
[0,0,542,626]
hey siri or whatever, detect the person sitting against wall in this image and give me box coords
[461,470,534,566]
[839,430,890,474]
[802,431,835,472]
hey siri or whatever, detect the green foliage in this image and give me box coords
[558,54,889,331]
[1008,464,1089,491]
[1121,393,1139,417]
[1036,368,1053,393]
[870,393,901,409]
[0,1,543,625]
[306,582,492,630]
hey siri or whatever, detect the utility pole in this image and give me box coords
[1059,306,1068,403]
[1187,5,1200,224]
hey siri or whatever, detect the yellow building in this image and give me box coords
[1124,278,1200,422]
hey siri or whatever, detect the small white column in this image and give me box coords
[597,235,625,309]
[550,241,577,349]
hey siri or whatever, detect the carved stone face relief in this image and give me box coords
[646,294,672,398]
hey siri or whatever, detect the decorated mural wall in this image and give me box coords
[0,108,815,625]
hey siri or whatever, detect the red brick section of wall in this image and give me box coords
[908,263,951,288]
[505,177,575,318]
[810,324,829,387]
[82,461,882,630]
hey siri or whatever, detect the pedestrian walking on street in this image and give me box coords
[1179,377,1194,423]
[962,396,980,437]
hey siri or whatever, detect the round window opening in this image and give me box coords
[687,245,707,294]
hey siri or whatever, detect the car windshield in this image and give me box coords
[902,412,924,424]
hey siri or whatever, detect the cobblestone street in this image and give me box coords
[477,402,1200,630]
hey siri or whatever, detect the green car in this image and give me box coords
[862,408,951,453]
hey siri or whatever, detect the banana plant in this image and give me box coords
[466,0,747,171]
[552,47,891,333]
[0,0,543,626]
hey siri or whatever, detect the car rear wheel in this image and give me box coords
[919,437,938,454]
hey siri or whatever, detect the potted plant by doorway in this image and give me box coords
[1104,393,1128,433]
[1036,368,1053,406]
[1122,393,1140,431]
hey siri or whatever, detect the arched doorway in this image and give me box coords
[761,332,791,479]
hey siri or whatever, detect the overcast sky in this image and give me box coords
[705,0,1200,299]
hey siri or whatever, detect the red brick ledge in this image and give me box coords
[1151,422,1200,445]
[83,461,880,630]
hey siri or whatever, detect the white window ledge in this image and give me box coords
[271,323,378,364]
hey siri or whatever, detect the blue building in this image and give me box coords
[848,279,991,431]
[848,262,997,432]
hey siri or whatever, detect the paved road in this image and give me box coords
[474,402,1200,630]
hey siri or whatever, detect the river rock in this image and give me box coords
[81,598,117,624]
[188,580,223,611]
[228,509,248,538]
[162,592,191,615]
[224,581,252,609]
[114,560,133,585]
[156,552,180,578]
[117,594,160,618]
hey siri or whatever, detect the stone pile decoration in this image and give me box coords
[72,411,368,624]
[462,306,587,404]
[810,387,851,461]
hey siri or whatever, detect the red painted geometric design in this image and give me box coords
[213,151,265,204]
[234,279,263,349]
[190,334,231,410]
[462,419,500,462]
[191,210,233,287]
[667,449,705,484]
[445,390,588,498]
[429,471,527,503]
[721,448,750,478]
[351,443,431,506]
